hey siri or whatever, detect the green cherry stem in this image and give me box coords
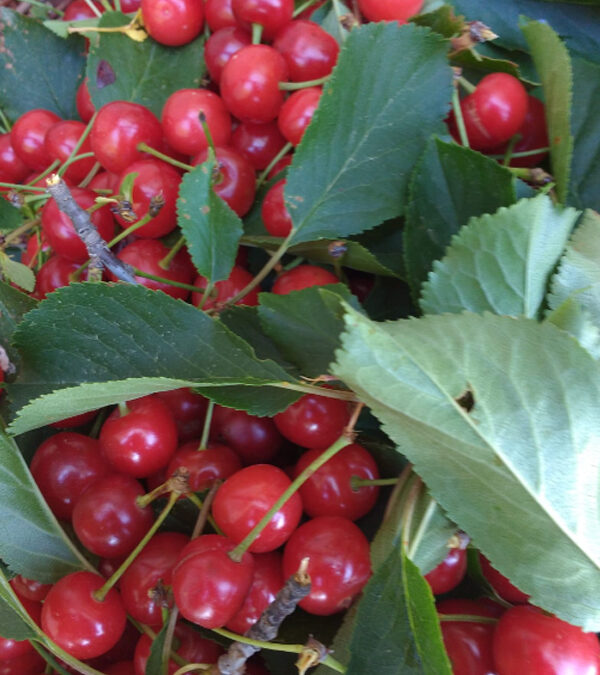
[292,0,322,18]
[30,641,72,675]
[229,434,352,562]
[78,160,102,188]
[133,268,201,293]
[457,75,476,94]
[255,141,293,189]
[57,112,98,178]
[94,491,179,602]
[199,112,217,157]
[0,108,12,132]
[451,87,470,149]
[159,235,186,271]
[117,401,130,417]
[172,665,212,675]
[350,476,400,489]
[198,399,215,451]
[251,22,263,44]
[439,614,499,624]
[279,75,329,90]
[136,142,194,172]
[488,146,551,160]
[0,181,47,193]
[273,380,358,402]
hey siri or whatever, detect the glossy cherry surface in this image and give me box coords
[141,0,204,46]
[424,547,468,595]
[10,108,60,170]
[0,133,29,183]
[156,387,209,441]
[10,575,52,603]
[32,255,87,299]
[205,26,252,85]
[231,120,286,171]
[43,120,96,183]
[231,0,293,40]
[261,178,293,237]
[211,406,283,464]
[76,78,95,122]
[205,0,236,31]
[278,86,321,146]
[357,0,423,23]
[192,264,259,310]
[271,264,338,294]
[166,440,243,492]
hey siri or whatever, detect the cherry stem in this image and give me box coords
[256,141,293,190]
[251,22,263,44]
[133,268,201,292]
[198,399,215,450]
[0,108,11,132]
[199,112,217,157]
[30,642,72,675]
[83,0,103,16]
[28,159,61,188]
[350,476,399,489]
[0,181,46,193]
[457,75,476,94]
[451,87,470,149]
[191,481,220,539]
[501,133,520,166]
[229,434,352,561]
[332,0,350,41]
[400,474,423,550]
[117,401,129,417]
[279,75,329,90]
[197,280,215,310]
[136,142,194,172]
[488,146,551,160]
[186,491,223,534]
[273,380,358,402]
[159,235,186,270]
[172,665,212,675]
[78,160,102,188]
[94,491,179,602]
[57,112,97,178]
[292,0,322,18]
[161,606,180,673]
[0,218,39,250]
[439,614,498,624]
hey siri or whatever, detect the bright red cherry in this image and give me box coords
[493,605,600,675]
[425,547,468,595]
[357,0,423,23]
[20,232,51,268]
[41,571,126,660]
[283,516,372,615]
[99,395,178,477]
[10,109,61,170]
[205,0,236,31]
[156,387,209,442]
[212,464,302,552]
[231,120,286,171]
[211,407,283,464]
[479,553,530,604]
[204,26,252,85]
[172,534,255,628]
[76,78,96,123]
[44,120,96,183]
[10,575,52,603]
[30,431,111,521]
[0,133,29,183]
[273,20,340,82]
[166,440,243,492]
[231,0,293,40]
[72,473,154,558]
[63,0,104,20]
[274,390,350,449]
[32,255,89,300]
[191,264,260,310]
[90,101,163,174]
[271,264,339,294]
[294,442,380,520]
[261,178,293,236]
[277,86,321,146]
[141,0,204,46]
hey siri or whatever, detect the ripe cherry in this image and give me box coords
[261,179,293,237]
[231,120,286,171]
[212,464,303,552]
[10,108,61,171]
[20,231,51,268]
[172,534,255,628]
[10,575,52,603]
[0,650,45,675]
[231,0,293,41]
[48,409,98,429]
[63,0,104,20]
[424,547,468,595]
[479,553,530,604]
[273,20,340,82]
[41,571,126,660]
[357,0,423,23]
[166,440,243,492]
[192,264,260,310]
[76,78,96,123]
[43,120,96,183]
[156,387,209,441]
[141,0,204,46]
[278,86,322,146]
[271,264,339,294]
[32,255,90,300]
[211,406,283,464]
[204,26,252,85]
[205,0,236,31]
[0,133,29,183]
[283,515,372,615]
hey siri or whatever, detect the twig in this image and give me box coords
[45,174,138,284]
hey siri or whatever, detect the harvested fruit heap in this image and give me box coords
[1,0,600,674]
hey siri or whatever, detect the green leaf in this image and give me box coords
[548,209,600,327]
[546,298,600,359]
[0,427,89,582]
[411,5,464,37]
[0,199,24,233]
[333,308,600,630]
[177,160,244,283]
[284,22,453,246]
[7,283,300,432]
[317,0,352,44]
[404,138,517,295]
[420,195,578,317]
[0,281,36,367]
[0,9,84,120]
[144,619,169,675]
[258,285,360,378]
[0,252,35,293]
[568,56,600,211]
[521,21,573,203]
[0,571,38,640]
[43,17,101,39]
[86,11,206,117]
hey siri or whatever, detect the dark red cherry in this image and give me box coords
[277,86,321,146]
[231,120,286,171]
[0,132,29,183]
[211,406,283,464]
[231,0,293,41]
[141,0,204,46]
[156,387,209,442]
[479,553,530,604]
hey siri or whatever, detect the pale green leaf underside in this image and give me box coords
[420,195,578,318]
[333,308,600,630]
[546,298,600,359]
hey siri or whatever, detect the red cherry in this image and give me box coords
[43,120,96,183]
[220,44,289,123]
[271,264,338,294]
[283,515,372,615]
[274,390,350,449]
[141,0,204,46]
[278,86,321,146]
[231,120,286,171]
[0,650,45,675]
[357,0,423,23]
[172,534,255,628]
[294,442,380,520]
[0,133,29,183]
[267,151,293,179]
[30,431,110,520]
[10,575,52,603]
[479,553,530,604]
[205,0,236,31]
[204,26,252,85]
[41,186,115,262]
[99,395,178,477]
[191,264,260,310]
[88,169,120,195]
[20,232,51,269]
[10,109,61,170]
[161,88,232,155]
[90,101,163,174]
[211,407,283,464]
[76,78,96,123]
[212,464,303,552]
[156,387,209,442]
[41,571,126,660]
[166,440,243,492]
[72,473,154,558]
[104,662,136,675]
[273,20,340,82]
[493,605,600,675]
[32,255,89,300]
[63,0,104,20]
[48,409,98,429]
[231,0,293,41]
[261,178,293,237]
[424,547,468,595]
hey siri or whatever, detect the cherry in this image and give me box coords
[41,186,115,262]
[357,0,423,23]
[10,109,61,170]
[99,395,179,477]
[493,605,600,675]
[48,409,98,429]
[115,158,182,238]
[191,264,260,310]
[90,101,163,174]
[41,571,126,660]
[283,515,372,615]
[32,255,89,300]
[156,387,209,441]
[0,133,29,183]
[104,662,136,675]
[63,0,104,20]
[204,26,252,85]
[172,534,255,628]
[161,88,232,156]
[212,463,303,552]
[141,0,204,46]
[479,553,530,604]
[76,78,96,123]
[205,0,236,31]
[112,238,195,301]
[231,0,293,41]
[211,407,283,464]
[30,431,110,520]
[226,551,284,634]
[346,270,375,303]
[437,597,502,675]
[273,20,340,82]
[71,473,154,558]
[20,231,51,268]
[10,575,52,602]
[261,178,293,237]
[293,442,380,520]
[88,169,120,195]
[0,651,44,675]
[231,120,286,171]
[271,264,339,294]
[191,145,256,217]
[424,547,468,595]
[119,531,189,625]
[278,86,321,146]
[44,120,96,183]
[166,440,243,492]
[220,44,289,123]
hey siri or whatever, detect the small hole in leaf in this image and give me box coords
[455,389,474,412]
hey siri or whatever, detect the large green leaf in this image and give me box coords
[333,308,600,630]
[7,283,300,432]
[404,138,517,295]
[420,195,578,317]
[546,298,600,359]
[0,428,89,582]
[521,21,573,204]
[284,22,453,246]
[0,9,84,120]
[568,56,600,211]
[177,160,244,283]
[86,12,205,117]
